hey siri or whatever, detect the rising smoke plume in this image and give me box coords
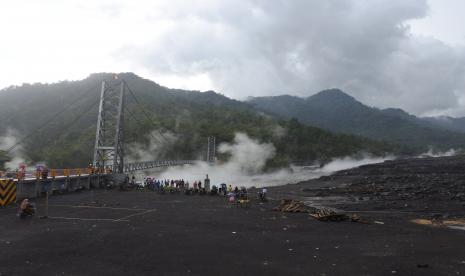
[126,130,178,162]
[0,129,26,170]
[153,133,394,188]
[418,147,458,158]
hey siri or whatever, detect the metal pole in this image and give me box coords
[113,81,125,173]
[93,81,106,167]
[45,190,49,218]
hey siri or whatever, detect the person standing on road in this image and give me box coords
[204,175,210,191]
[41,166,49,179]
[258,187,267,201]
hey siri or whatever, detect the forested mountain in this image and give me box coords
[249,89,465,151]
[0,73,401,170]
[422,116,465,133]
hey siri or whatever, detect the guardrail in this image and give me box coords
[0,167,111,181]
[124,160,196,172]
[0,160,197,180]
[0,160,197,201]
[0,170,112,202]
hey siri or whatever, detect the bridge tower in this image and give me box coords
[93,80,125,173]
[206,136,216,165]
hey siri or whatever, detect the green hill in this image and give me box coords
[0,73,404,169]
[422,116,465,133]
[249,89,465,151]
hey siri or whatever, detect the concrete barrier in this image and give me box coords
[0,179,16,206]
[12,174,112,199]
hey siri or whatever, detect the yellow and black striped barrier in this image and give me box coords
[0,179,16,207]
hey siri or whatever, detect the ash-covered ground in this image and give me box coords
[270,155,465,216]
[1,155,465,276]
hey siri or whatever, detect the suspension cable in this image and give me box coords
[5,82,102,153]
[43,96,103,147]
[122,80,170,144]
[124,106,165,145]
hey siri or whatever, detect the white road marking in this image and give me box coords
[116,209,156,221]
[48,216,129,222]
[48,204,148,211]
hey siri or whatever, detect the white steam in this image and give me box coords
[0,129,26,170]
[150,133,393,188]
[418,147,458,158]
[217,133,275,174]
[315,155,395,174]
[126,131,177,162]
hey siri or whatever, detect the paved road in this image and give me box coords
[1,189,464,276]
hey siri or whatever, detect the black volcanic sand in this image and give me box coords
[270,155,465,215]
[1,156,465,275]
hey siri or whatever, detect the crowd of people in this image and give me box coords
[138,175,268,202]
[15,174,268,220]
[141,177,212,195]
[144,178,193,191]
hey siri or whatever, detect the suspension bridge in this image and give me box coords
[0,77,216,205]
[91,78,212,174]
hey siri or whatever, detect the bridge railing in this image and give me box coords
[123,160,196,173]
[0,160,197,180]
[0,167,111,181]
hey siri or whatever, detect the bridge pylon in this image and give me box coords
[93,80,125,173]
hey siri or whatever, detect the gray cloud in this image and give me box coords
[116,0,465,116]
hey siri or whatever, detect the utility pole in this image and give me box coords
[93,80,125,173]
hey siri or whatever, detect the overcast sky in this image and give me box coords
[1,0,465,117]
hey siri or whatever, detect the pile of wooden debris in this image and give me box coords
[274,199,373,224]
[273,199,309,213]
[310,208,348,221]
